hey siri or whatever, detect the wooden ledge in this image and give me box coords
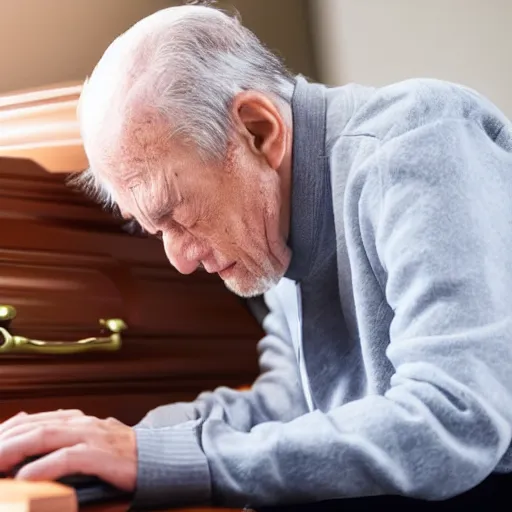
[0,479,77,511]
[0,82,88,173]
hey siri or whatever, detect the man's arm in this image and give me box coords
[136,284,308,432]
[0,266,307,503]
[133,118,512,509]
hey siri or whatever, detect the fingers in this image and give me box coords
[0,411,28,436]
[0,414,107,444]
[16,443,92,481]
[0,417,76,443]
[0,409,84,436]
[0,410,137,493]
[0,424,87,472]
[16,444,134,491]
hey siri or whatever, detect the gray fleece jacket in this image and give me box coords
[132,76,512,509]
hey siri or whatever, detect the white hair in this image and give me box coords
[72,3,295,205]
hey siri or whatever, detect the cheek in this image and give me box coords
[185,197,223,249]
[193,159,267,249]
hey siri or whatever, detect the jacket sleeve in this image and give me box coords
[132,283,309,507]
[135,286,308,431]
[133,119,512,509]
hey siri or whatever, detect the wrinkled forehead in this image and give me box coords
[111,108,173,174]
[94,110,176,208]
[104,159,177,225]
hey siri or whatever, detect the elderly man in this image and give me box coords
[1,3,512,511]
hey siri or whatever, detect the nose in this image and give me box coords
[162,230,209,275]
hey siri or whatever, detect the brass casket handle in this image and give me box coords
[0,305,126,355]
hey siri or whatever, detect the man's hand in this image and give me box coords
[0,409,136,492]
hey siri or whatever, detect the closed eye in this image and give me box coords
[181,219,197,230]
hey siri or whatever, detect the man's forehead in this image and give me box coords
[108,167,159,205]
[110,180,159,229]
[96,106,171,179]
[104,135,171,189]
[96,109,190,214]
[107,160,178,221]
[120,107,172,162]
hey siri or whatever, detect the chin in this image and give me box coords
[223,271,283,298]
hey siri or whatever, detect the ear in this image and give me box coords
[231,91,288,170]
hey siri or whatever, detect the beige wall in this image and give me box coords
[310,0,512,117]
[0,0,316,94]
